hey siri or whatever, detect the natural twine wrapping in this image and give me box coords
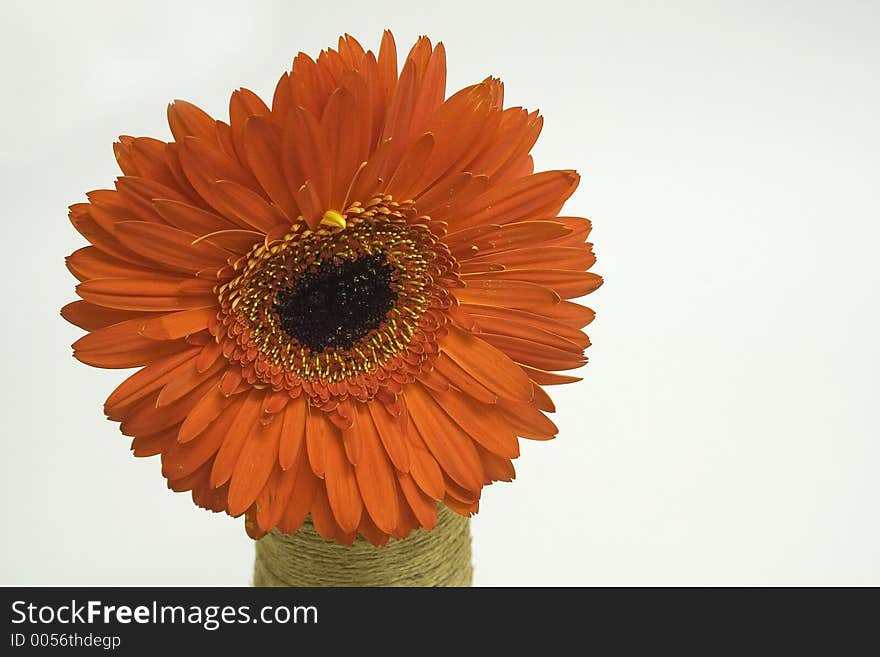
[253,504,472,587]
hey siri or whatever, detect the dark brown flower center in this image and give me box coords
[274,253,396,351]
[213,196,458,403]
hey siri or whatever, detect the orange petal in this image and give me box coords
[518,364,582,385]
[548,216,593,246]
[114,136,180,190]
[442,473,480,504]
[431,352,497,404]
[287,53,325,118]
[140,307,217,340]
[419,366,451,392]
[178,136,262,217]
[531,382,556,412]
[345,137,391,204]
[305,406,327,477]
[163,142,204,203]
[322,426,363,534]
[263,390,290,415]
[479,333,587,372]
[168,100,217,143]
[253,466,283,532]
[256,464,293,531]
[367,400,411,472]
[69,206,158,268]
[162,400,239,480]
[284,107,329,216]
[416,172,483,217]
[377,30,398,107]
[294,179,324,230]
[66,246,166,282]
[351,404,398,533]
[242,116,298,219]
[544,300,597,328]
[380,60,418,175]
[228,87,271,165]
[131,427,177,458]
[466,245,595,271]
[338,401,361,461]
[156,355,225,408]
[209,180,287,233]
[498,399,559,440]
[61,300,144,331]
[113,221,230,273]
[392,482,420,539]
[467,107,542,180]
[73,340,187,369]
[168,458,212,494]
[465,303,590,349]
[175,384,234,444]
[406,438,445,501]
[77,281,214,313]
[358,510,391,546]
[277,453,318,534]
[444,496,479,517]
[475,443,516,483]
[309,483,340,539]
[218,367,243,396]
[421,172,491,219]
[70,315,158,351]
[471,313,583,354]
[397,472,438,530]
[115,176,188,223]
[440,325,533,402]
[210,390,265,488]
[406,41,447,144]
[411,80,500,194]
[152,198,236,234]
[195,339,222,373]
[193,228,263,254]
[72,318,190,368]
[227,408,283,516]
[385,132,435,200]
[405,383,485,491]
[447,221,572,257]
[104,347,200,417]
[462,269,603,299]
[447,170,579,229]
[426,386,520,458]
[322,86,371,210]
[120,377,215,437]
[454,279,559,311]
[279,396,307,471]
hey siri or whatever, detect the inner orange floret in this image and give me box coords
[213,196,459,406]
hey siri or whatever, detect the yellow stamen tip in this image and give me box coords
[320,210,347,230]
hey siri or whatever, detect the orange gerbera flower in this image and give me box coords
[62,31,601,545]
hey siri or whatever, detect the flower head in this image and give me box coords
[63,32,601,545]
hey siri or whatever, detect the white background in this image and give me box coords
[1,0,877,585]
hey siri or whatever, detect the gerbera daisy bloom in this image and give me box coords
[62,31,601,546]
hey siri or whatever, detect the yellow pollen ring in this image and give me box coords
[320,210,347,230]
[216,198,439,386]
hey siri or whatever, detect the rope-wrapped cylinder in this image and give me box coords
[253,505,472,587]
